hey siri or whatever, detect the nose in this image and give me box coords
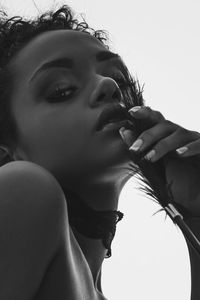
[89,76,123,108]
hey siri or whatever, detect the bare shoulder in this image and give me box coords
[0,160,69,299]
[0,160,68,215]
[0,160,64,195]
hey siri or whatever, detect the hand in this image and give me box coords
[119,105,200,216]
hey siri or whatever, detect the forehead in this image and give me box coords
[10,29,108,80]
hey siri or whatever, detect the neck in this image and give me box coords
[62,171,130,290]
[71,225,107,292]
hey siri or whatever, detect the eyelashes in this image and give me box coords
[46,74,132,103]
[46,86,77,102]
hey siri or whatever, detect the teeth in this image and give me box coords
[127,120,133,126]
[108,119,120,123]
[102,119,134,131]
[127,120,134,128]
[102,122,116,130]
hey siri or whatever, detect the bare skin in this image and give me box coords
[4,28,200,299]
[6,30,136,298]
[121,106,200,300]
[123,106,200,216]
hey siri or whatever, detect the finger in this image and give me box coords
[129,120,176,153]
[119,127,135,147]
[141,127,195,162]
[128,106,165,124]
[176,139,200,157]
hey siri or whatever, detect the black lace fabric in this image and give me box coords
[66,190,124,258]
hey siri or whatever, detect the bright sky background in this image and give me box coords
[1,0,200,299]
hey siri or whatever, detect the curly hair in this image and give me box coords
[0,4,144,165]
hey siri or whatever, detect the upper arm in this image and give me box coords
[0,161,69,299]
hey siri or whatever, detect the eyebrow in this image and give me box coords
[29,51,121,83]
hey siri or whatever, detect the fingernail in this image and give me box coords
[129,138,143,151]
[119,127,134,147]
[128,106,141,115]
[119,127,125,137]
[144,149,156,160]
[176,146,188,154]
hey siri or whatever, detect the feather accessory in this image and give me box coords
[120,68,200,256]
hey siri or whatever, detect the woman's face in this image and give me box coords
[9,30,133,187]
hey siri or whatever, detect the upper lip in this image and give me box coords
[96,104,134,131]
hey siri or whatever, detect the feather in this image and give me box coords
[129,152,175,222]
[121,70,200,255]
[120,69,174,219]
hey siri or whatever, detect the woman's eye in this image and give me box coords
[46,75,130,103]
[47,86,77,102]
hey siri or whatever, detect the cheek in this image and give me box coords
[16,112,88,172]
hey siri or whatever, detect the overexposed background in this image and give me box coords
[1,0,199,299]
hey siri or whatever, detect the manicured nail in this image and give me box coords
[128,106,141,115]
[176,146,188,155]
[119,127,134,147]
[144,149,156,161]
[129,138,143,151]
[119,127,125,138]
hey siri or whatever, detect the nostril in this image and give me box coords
[114,88,123,102]
[114,89,122,99]
[113,90,118,99]
[97,93,106,102]
[95,83,122,104]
